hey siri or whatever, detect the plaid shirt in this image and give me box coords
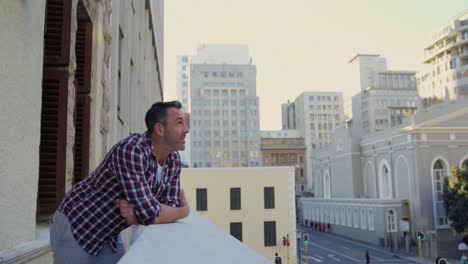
[58,132,181,256]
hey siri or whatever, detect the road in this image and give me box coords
[296,226,416,264]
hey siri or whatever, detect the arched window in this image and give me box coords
[347,207,352,227]
[360,208,367,229]
[341,207,346,226]
[461,159,468,170]
[386,209,397,232]
[368,208,375,231]
[323,170,331,198]
[335,207,340,225]
[353,208,359,228]
[379,160,393,199]
[432,159,450,227]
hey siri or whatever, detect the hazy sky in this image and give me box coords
[164,0,467,130]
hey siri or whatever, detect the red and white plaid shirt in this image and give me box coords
[58,132,181,256]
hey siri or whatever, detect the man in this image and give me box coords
[365,249,370,264]
[274,252,282,264]
[50,101,190,263]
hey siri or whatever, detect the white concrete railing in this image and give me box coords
[118,211,270,264]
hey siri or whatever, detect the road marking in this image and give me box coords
[310,256,322,263]
[343,246,350,250]
[316,255,324,259]
[370,255,384,261]
[310,242,361,262]
[328,254,341,262]
[298,227,416,263]
[301,255,323,263]
[324,240,331,244]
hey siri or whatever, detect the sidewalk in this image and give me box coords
[300,225,459,263]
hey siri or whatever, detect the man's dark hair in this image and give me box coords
[145,101,182,134]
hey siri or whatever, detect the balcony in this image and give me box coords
[118,211,271,264]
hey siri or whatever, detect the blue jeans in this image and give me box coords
[50,211,125,264]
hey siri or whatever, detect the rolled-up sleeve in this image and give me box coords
[112,144,160,225]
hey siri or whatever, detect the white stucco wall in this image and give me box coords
[0,0,46,249]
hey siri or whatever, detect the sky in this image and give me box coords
[164,0,468,130]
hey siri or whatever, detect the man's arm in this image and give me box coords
[112,144,160,225]
[154,189,189,224]
[117,189,189,225]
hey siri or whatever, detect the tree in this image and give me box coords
[442,167,468,233]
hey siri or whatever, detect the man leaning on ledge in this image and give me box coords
[50,101,190,264]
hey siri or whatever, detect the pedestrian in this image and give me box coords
[274,252,282,264]
[50,101,190,264]
[461,252,468,264]
[365,249,370,264]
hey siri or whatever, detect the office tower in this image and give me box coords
[190,44,261,167]
[349,54,419,134]
[281,100,296,129]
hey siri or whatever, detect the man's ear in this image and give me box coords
[154,123,165,136]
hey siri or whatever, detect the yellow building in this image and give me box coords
[181,167,297,264]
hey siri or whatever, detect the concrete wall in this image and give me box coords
[181,167,297,264]
[0,0,164,262]
[0,0,46,249]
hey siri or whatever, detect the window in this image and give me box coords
[264,221,276,246]
[462,159,468,169]
[341,208,346,226]
[196,188,207,211]
[379,160,393,199]
[353,208,359,228]
[335,207,340,224]
[230,188,241,210]
[117,27,124,115]
[360,208,367,229]
[347,207,352,227]
[264,187,275,209]
[323,171,331,198]
[230,222,242,241]
[386,209,397,232]
[368,209,374,231]
[432,159,450,227]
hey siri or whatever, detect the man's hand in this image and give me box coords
[179,189,190,218]
[117,199,138,225]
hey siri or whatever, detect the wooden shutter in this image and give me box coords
[43,0,72,66]
[73,94,90,184]
[73,16,93,184]
[38,69,68,215]
[75,20,92,94]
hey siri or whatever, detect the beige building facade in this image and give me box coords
[181,167,298,264]
[0,0,164,262]
[261,130,307,194]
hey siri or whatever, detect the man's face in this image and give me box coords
[162,107,190,151]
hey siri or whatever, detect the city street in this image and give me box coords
[297,226,416,264]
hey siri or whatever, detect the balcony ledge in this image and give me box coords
[118,211,270,264]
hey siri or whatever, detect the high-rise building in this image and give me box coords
[281,100,296,129]
[177,55,191,112]
[349,54,419,134]
[176,55,192,166]
[294,92,345,190]
[190,44,261,168]
[417,10,468,103]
